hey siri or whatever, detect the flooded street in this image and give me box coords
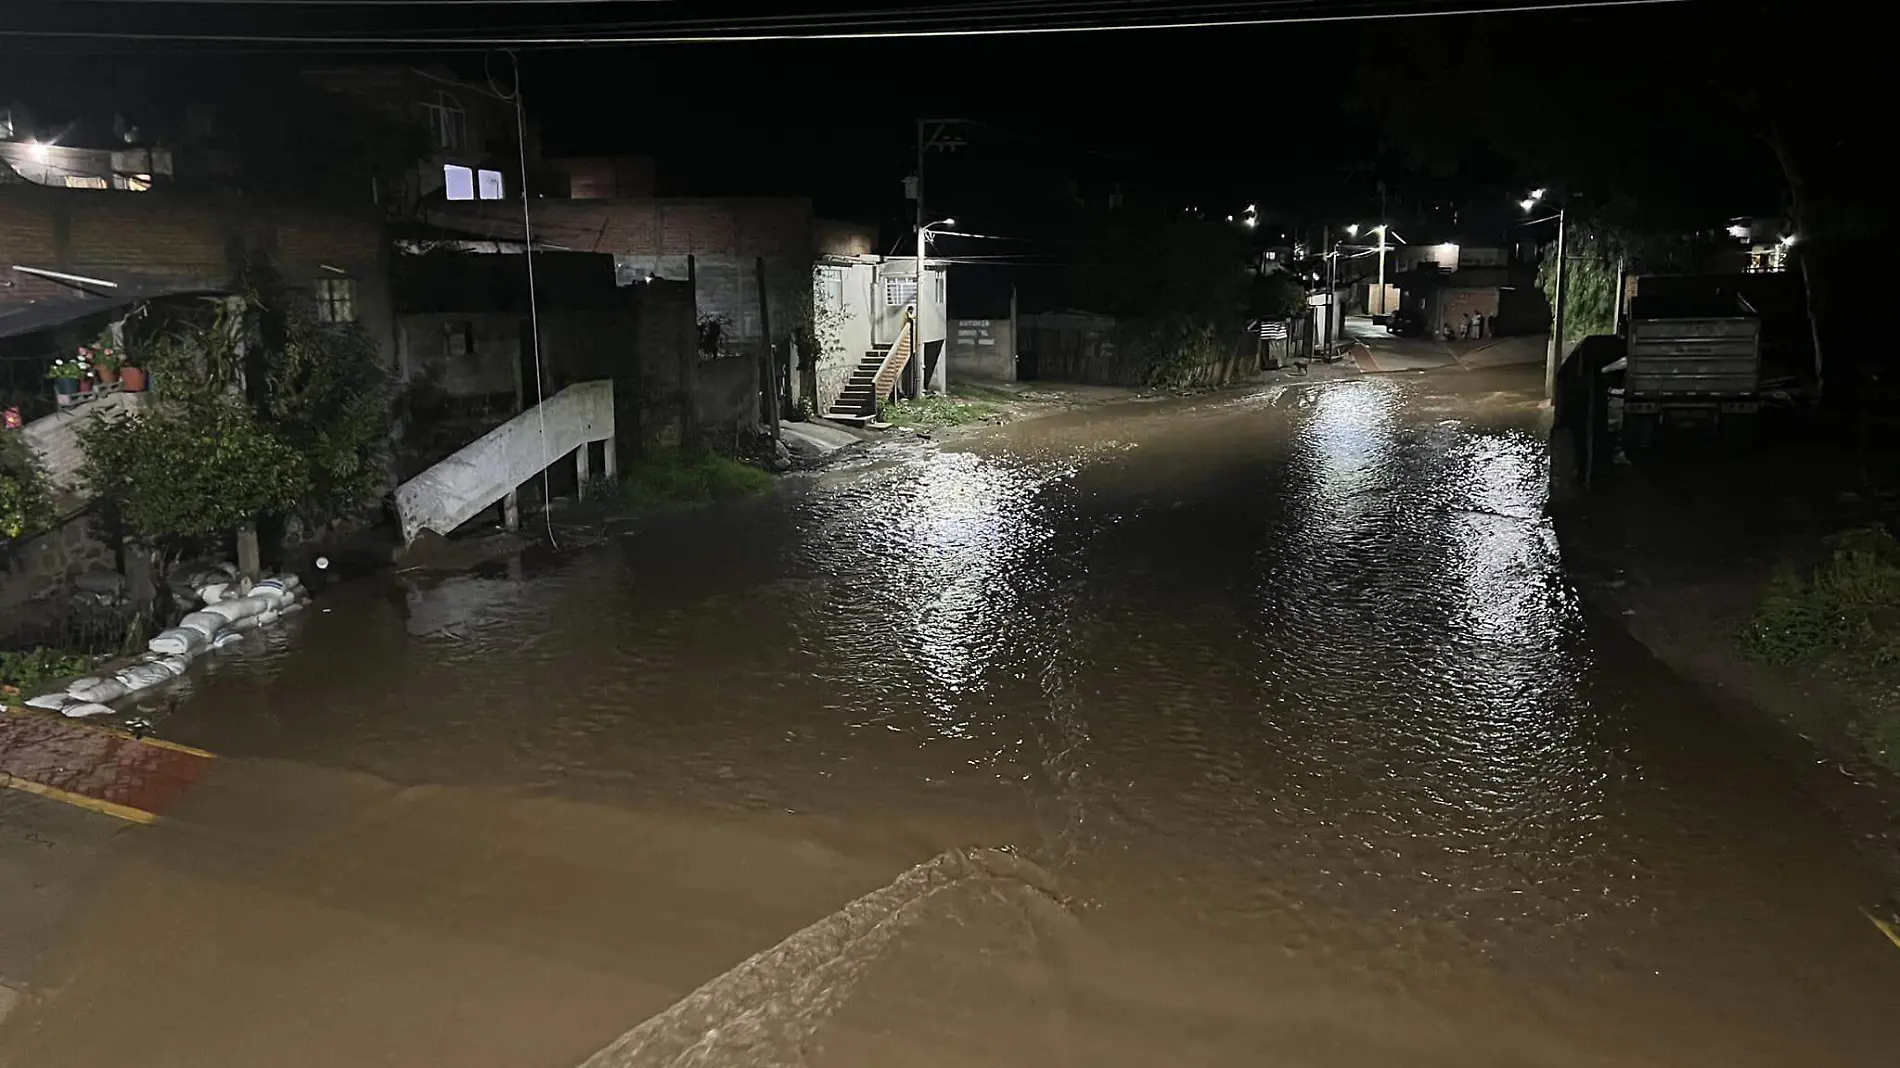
[4,367,1896,1067]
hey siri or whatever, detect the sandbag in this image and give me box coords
[68,677,128,704]
[197,581,231,604]
[204,595,271,624]
[23,693,72,711]
[250,579,292,606]
[62,702,115,719]
[179,611,227,641]
[155,654,191,676]
[210,631,245,650]
[281,602,306,616]
[254,608,282,627]
[64,676,108,695]
[149,627,207,656]
[116,660,177,691]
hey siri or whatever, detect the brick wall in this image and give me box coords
[1,185,395,365]
[423,197,822,354]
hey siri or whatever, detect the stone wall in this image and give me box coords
[1,394,141,610]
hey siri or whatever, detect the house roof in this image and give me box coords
[0,270,230,340]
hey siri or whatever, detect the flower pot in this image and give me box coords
[119,366,147,392]
[53,377,80,407]
[93,363,121,385]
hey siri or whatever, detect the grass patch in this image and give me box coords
[883,395,1003,429]
[611,448,774,514]
[1739,526,1900,772]
[1,647,94,704]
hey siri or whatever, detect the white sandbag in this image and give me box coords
[62,702,115,719]
[68,677,128,704]
[213,595,272,623]
[210,630,245,650]
[280,601,306,616]
[148,627,206,656]
[255,608,282,627]
[24,693,73,711]
[250,579,292,606]
[64,676,107,695]
[155,654,191,676]
[115,661,174,691]
[178,611,226,641]
[197,581,231,604]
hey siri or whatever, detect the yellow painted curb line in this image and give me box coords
[1863,907,1900,951]
[2,704,216,760]
[0,773,158,825]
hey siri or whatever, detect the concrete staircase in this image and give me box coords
[393,380,616,544]
[826,308,914,425]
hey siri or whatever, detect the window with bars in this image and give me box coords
[315,277,357,324]
[885,277,917,307]
[63,175,108,189]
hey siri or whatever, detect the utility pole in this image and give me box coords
[1375,182,1388,318]
[914,118,927,399]
[1323,224,1335,352]
[1546,204,1568,400]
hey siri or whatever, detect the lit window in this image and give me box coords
[933,271,944,303]
[421,91,467,151]
[443,164,475,201]
[63,175,108,189]
[126,174,152,192]
[885,277,918,307]
[315,277,357,324]
[477,169,504,200]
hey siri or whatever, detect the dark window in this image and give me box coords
[421,92,467,152]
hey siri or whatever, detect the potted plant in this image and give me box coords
[46,357,87,407]
[119,361,147,393]
[80,339,123,386]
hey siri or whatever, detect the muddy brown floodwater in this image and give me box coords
[4,367,1897,1068]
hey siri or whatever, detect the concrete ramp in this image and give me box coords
[394,380,615,543]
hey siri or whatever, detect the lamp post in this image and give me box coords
[1522,188,1565,400]
[915,217,955,395]
[1374,224,1388,318]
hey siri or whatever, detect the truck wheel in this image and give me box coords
[1624,412,1657,454]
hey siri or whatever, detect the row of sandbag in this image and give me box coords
[24,572,309,719]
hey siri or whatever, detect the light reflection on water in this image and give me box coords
[143,372,1900,1068]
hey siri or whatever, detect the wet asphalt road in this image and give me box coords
[3,366,1896,1067]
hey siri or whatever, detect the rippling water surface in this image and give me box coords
[13,370,1898,1068]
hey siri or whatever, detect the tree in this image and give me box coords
[79,273,392,561]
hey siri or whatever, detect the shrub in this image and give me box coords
[1,431,54,541]
[617,449,773,513]
[0,647,93,695]
[79,394,308,549]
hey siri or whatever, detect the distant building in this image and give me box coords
[1389,239,1547,338]
[0,100,173,192]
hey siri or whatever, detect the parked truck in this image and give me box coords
[1621,307,1762,449]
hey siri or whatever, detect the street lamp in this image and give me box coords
[1523,187,1566,399]
[1345,223,1359,237]
[913,217,956,396]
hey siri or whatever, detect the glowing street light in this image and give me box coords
[1345,223,1359,237]
[26,141,50,163]
[1780,233,1798,246]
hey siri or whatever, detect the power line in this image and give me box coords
[0,1,1693,47]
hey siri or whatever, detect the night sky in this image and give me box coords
[0,1,1808,238]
